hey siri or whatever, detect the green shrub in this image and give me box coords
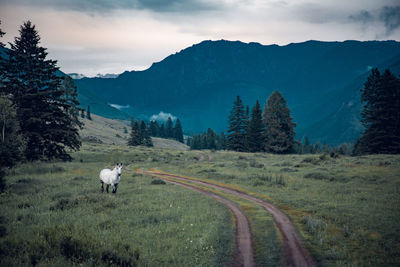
[304,172,332,181]
[150,179,166,185]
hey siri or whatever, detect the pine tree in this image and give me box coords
[303,136,312,154]
[190,135,201,150]
[247,100,264,152]
[0,20,4,47]
[140,121,153,147]
[355,68,400,154]
[166,117,173,138]
[0,20,6,83]
[2,21,82,161]
[159,123,166,138]
[81,109,85,119]
[227,96,247,151]
[218,132,227,150]
[263,91,296,154]
[128,119,142,146]
[314,142,321,154]
[322,141,329,153]
[86,106,92,120]
[0,96,25,168]
[206,128,217,150]
[61,76,81,124]
[174,119,184,143]
[149,121,159,137]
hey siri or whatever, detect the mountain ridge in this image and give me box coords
[72,39,400,144]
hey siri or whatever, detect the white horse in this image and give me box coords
[99,163,122,194]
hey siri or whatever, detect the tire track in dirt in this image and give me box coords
[144,170,316,267]
[139,170,255,267]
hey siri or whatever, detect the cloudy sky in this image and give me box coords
[0,0,399,76]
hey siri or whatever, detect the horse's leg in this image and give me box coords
[101,181,104,192]
[112,183,118,194]
[106,184,109,193]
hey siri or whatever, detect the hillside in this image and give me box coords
[74,40,400,145]
[79,114,188,150]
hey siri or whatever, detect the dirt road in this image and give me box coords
[143,170,316,267]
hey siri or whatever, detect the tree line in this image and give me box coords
[226,91,296,153]
[188,129,226,150]
[190,68,400,156]
[188,91,295,153]
[127,117,184,147]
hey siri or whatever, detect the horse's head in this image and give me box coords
[116,163,123,177]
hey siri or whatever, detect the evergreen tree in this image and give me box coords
[174,119,184,143]
[247,100,264,152]
[201,134,208,149]
[128,119,142,146]
[355,68,400,154]
[314,142,321,154]
[206,128,217,150]
[293,140,303,154]
[322,141,329,153]
[166,117,173,138]
[190,135,201,150]
[81,109,85,119]
[0,96,25,168]
[303,136,312,154]
[244,105,250,151]
[140,121,153,147]
[218,132,227,150]
[159,123,166,138]
[86,106,92,120]
[263,91,296,154]
[149,121,159,137]
[61,76,81,124]
[2,21,82,161]
[0,20,4,48]
[0,20,5,84]
[227,96,247,151]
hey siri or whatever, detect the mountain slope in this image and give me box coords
[74,40,400,144]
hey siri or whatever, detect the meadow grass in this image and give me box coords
[2,143,399,266]
[159,150,400,266]
[157,175,283,266]
[0,144,235,266]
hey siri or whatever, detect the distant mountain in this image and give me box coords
[69,40,400,144]
[95,73,119,79]
[68,73,86,80]
[68,73,119,79]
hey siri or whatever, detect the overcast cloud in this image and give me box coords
[0,0,399,76]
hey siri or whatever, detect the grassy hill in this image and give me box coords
[79,114,189,150]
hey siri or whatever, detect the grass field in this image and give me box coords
[1,142,399,266]
[0,144,235,266]
[159,150,400,266]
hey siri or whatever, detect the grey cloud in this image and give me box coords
[348,5,400,36]
[379,6,400,35]
[1,0,222,13]
[293,3,348,24]
[349,10,374,24]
